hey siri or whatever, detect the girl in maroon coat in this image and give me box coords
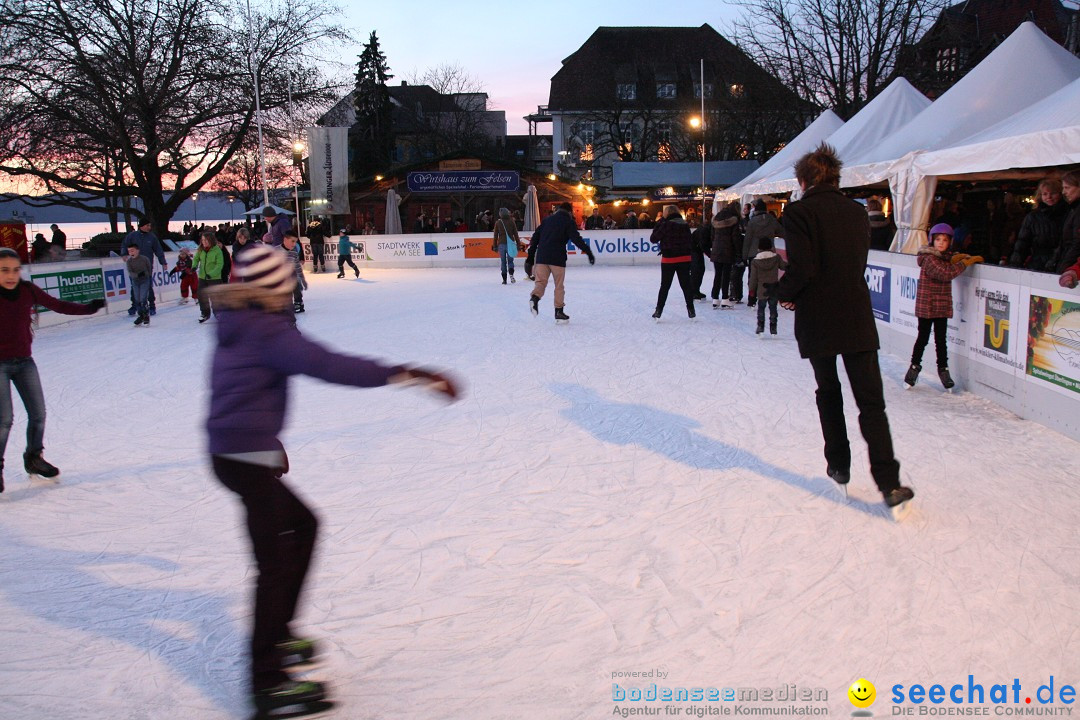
[0,247,104,490]
[904,224,981,390]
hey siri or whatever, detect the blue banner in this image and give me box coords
[864,263,891,322]
[407,171,520,193]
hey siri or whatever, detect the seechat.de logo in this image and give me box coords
[850,679,877,717]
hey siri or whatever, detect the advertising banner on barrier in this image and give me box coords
[967,279,1026,374]
[1026,293,1080,395]
[30,267,105,309]
[345,230,661,264]
[865,263,891,322]
[306,126,351,215]
[889,264,920,337]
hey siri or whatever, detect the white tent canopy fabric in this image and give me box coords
[243,204,294,216]
[713,110,844,212]
[384,189,402,235]
[913,75,1080,178]
[842,22,1080,253]
[734,78,930,200]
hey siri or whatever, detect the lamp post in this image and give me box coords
[227,195,236,222]
[689,116,706,224]
[192,192,199,225]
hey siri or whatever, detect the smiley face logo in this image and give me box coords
[848,679,876,708]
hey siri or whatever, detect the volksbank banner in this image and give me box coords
[357,229,660,263]
[306,126,350,215]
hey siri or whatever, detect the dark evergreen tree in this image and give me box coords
[352,32,394,179]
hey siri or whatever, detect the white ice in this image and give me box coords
[1,266,1077,719]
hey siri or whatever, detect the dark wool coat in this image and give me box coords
[1010,201,1067,270]
[527,209,592,267]
[650,217,693,259]
[777,185,879,359]
[742,213,784,261]
[710,211,740,264]
[748,250,787,298]
[914,246,965,319]
[1055,199,1080,273]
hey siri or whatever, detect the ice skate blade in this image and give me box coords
[890,500,913,522]
[27,473,61,483]
[251,699,334,720]
[555,319,569,325]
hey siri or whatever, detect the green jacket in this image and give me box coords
[192,245,224,281]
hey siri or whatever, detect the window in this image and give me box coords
[693,83,714,99]
[935,47,959,73]
[657,120,671,144]
[616,83,637,100]
[729,84,744,98]
[656,83,676,99]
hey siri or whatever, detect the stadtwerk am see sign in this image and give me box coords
[407,171,520,193]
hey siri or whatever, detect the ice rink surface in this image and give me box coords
[1,266,1077,719]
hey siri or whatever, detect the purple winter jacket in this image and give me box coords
[206,307,404,455]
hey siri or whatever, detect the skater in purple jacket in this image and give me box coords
[203,245,460,718]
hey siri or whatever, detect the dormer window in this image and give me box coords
[616,83,637,100]
[656,83,676,99]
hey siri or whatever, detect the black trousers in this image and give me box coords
[338,254,359,274]
[911,317,949,369]
[728,262,745,301]
[808,351,901,495]
[689,250,706,296]
[310,243,325,269]
[711,262,732,300]
[212,455,319,692]
[655,262,694,314]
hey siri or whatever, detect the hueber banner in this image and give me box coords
[306,126,350,215]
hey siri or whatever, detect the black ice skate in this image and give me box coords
[24,451,59,479]
[769,322,777,335]
[652,309,662,322]
[354,267,360,278]
[884,486,915,521]
[904,363,921,388]
[294,303,305,314]
[554,307,570,324]
[687,304,696,320]
[198,315,210,324]
[756,324,764,335]
[251,680,332,720]
[336,271,344,278]
[529,295,539,316]
[134,314,145,326]
[141,313,150,327]
[827,466,850,498]
[1,461,5,493]
[938,368,955,391]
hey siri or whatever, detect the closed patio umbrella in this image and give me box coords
[523,185,540,232]
[384,189,402,234]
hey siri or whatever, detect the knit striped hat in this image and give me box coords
[233,245,296,293]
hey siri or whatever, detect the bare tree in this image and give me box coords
[212,136,296,212]
[406,63,497,155]
[0,0,345,236]
[731,0,945,118]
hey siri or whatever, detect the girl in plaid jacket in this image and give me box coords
[905,223,981,390]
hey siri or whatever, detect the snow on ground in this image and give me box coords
[1,265,1077,720]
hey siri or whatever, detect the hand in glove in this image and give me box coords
[1060,270,1079,289]
[960,255,984,267]
[86,298,106,312]
[391,366,460,401]
[950,253,970,264]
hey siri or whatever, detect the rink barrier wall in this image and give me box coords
[865,249,1080,443]
[22,247,1079,442]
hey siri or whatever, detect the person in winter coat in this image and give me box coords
[124,244,154,326]
[866,198,895,252]
[650,205,696,320]
[904,224,982,390]
[262,206,292,247]
[168,247,198,303]
[709,203,741,308]
[776,143,914,512]
[281,230,308,314]
[526,201,595,323]
[1009,178,1068,271]
[0,247,105,490]
[492,207,520,284]
[336,229,361,279]
[306,217,329,273]
[1059,256,1080,289]
[1053,170,1080,273]
[122,218,168,316]
[748,236,788,335]
[202,244,459,717]
[741,199,785,306]
[230,227,261,272]
[689,216,710,301]
[191,230,224,323]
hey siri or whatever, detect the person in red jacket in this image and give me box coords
[904,224,981,390]
[0,247,105,490]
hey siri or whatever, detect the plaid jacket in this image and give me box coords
[915,246,965,319]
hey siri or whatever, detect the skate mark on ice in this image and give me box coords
[549,383,883,518]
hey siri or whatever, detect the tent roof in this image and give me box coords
[738,78,930,196]
[716,109,844,201]
[914,75,1080,177]
[612,160,760,188]
[842,22,1080,186]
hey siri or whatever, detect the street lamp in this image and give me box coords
[689,116,706,224]
[192,193,199,225]
[227,195,236,222]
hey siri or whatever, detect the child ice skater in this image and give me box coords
[0,247,104,490]
[203,245,459,718]
[748,236,787,335]
[281,230,308,314]
[125,244,153,326]
[904,223,981,390]
[336,229,360,279]
[168,247,198,304]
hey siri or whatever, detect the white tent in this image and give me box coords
[913,75,1080,178]
[713,110,844,212]
[842,22,1080,252]
[736,78,930,199]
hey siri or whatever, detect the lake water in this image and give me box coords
[24,219,235,248]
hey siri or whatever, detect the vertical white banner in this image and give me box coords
[306,126,350,215]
